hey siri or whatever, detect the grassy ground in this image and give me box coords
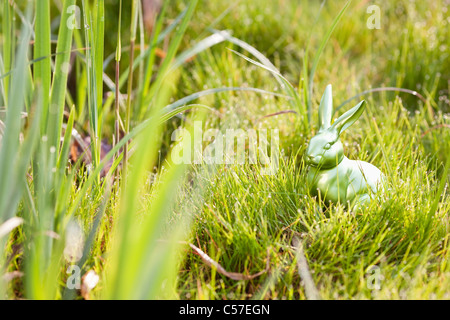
[0,0,449,300]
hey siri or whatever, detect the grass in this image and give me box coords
[177,98,450,299]
[0,0,449,300]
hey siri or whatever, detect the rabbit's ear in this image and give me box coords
[318,84,333,131]
[332,100,366,135]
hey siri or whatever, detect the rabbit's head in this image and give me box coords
[306,85,366,169]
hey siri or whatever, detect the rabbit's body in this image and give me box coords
[305,84,384,207]
[307,156,383,204]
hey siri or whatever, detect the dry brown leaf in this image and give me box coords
[0,217,24,238]
[2,271,24,282]
[189,243,270,281]
[293,236,321,300]
[69,128,118,178]
[142,0,162,34]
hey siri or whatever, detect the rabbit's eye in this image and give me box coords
[324,143,332,150]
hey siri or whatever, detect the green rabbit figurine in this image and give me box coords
[306,84,384,208]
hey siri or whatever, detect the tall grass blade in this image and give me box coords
[142,0,198,115]
[212,30,305,124]
[160,86,291,115]
[105,71,177,298]
[94,0,105,129]
[140,0,168,102]
[105,72,201,299]
[82,0,101,176]
[0,11,38,294]
[49,0,76,156]
[34,0,51,134]
[335,87,427,113]
[0,7,33,222]
[123,0,140,182]
[307,1,350,121]
[1,0,13,105]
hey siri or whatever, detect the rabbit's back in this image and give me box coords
[307,157,383,204]
[346,159,384,200]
